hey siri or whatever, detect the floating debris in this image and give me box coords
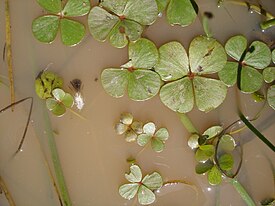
[70,79,85,110]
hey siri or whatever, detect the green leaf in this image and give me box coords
[189,36,227,74]
[123,0,158,25]
[267,85,275,110]
[32,15,59,43]
[100,0,127,16]
[60,18,85,46]
[263,67,275,83]
[37,0,62,13]
[101,68,129,98]
[131,121,143,134]
[46,98,66,116]
[188,134,199,149]
[167,0,197,27]
[151,138,165,152]
[195,144,215,162]
[137,185,156,205]
[219,134,235,152]
[128,70,161,101]
[195,161,214,174]
[125,165,143,183]
[137,134,152,146]
[218,62,263,93]
[88,6,119,41]
[119,183,139,200]
[143,122,156,135]
[155,128,169,141]
[108,22,128,48]
[62,0,91,17]
[272,50,275,64]
[52,88,66,101]
[218,153,234,171]
[120,113,133,125]
[128,38,158,69]
[62,93,74,108]
[225,35,247,61]
[193,77,227,112]
[160,77,194,113]
[208,165,222,185]
[155,0,169,12]
[52,88,74,108]
[203,126,223,139]
[155,41,189,81]
[218,62,238,87]
[115,123,128,134]
[244,41,271,69]
[142,172,163,190]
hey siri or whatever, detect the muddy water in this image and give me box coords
[0,0,275,205]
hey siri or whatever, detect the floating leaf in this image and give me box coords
[218,62,263,93]
[195,144,215,162]
[32,15,59,43]
[218,153,234,171]
[46,98,66,116]
[151,138,165,152]
[131,121,143,134]
[188,134,199,149]
[263,67,275,83]
[37,0,62,13]
[142,172,163,190]
[125,129,137,142]
[225,35,247,61]
[155,128,169,141]
[195,161,214,174]
[60,18,85,46]
[138,185,156,205]
[155,0,169,12]
[137,134,152,146]
[203,126,223,139]
[121,113,134,125]
[88,0,158,48]
[251,91,265,102]
[119,183,139,200]
[143,122,156,135]
[219,134,235,152]
[208,165,222,185]
[272,50,275,64]
[125,165,142,183]
[267,85,275,110]
[167,0,197,27]
[62,0,90,17]
[101,39,161,101]
[115,123,128,135]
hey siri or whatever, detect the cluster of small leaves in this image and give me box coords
[35,71,74,116]
[101,35,228,113]
[119,164,163,205]
[218,35,275,110]
[32,0,91,46]
[188,126,236,185]
[115,113,169,152]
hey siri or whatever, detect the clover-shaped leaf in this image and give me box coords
[35,70,63,99]
[115,113,143,142]
[119,164,163,205]
[207,165,222,185]
[267,85,275,110]
[156,36,227,113]
[263,67,275,83]
[137,122,169,152]
[218,35,271,93]
[32,0,90,46]
[101,38,161,101]
[46,88,74,116]
[88,0,158,48]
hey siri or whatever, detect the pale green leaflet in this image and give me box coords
[119,164,163,205]
[32,0,91,46]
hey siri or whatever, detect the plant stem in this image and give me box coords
[260,18,275,30]
[177,112,199,134]
[43,108,72,206]
[228,178,256,206]
[5,0,15,111]
[0,175,16,206]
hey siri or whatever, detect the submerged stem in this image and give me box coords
[5,0,15,110]
[177,112,199,134]
[0,175,16,206]
[228,178,256,206]
[43,108,72,206]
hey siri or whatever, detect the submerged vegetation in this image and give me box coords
[1,0,275,205]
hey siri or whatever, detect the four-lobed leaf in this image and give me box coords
[32,0,91,46]
[119,164,163,205]
[219,35,271,93]
[88,0,158,48]
[156,36,227,113]
[101,38,161,101]
[137,122,169,152]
